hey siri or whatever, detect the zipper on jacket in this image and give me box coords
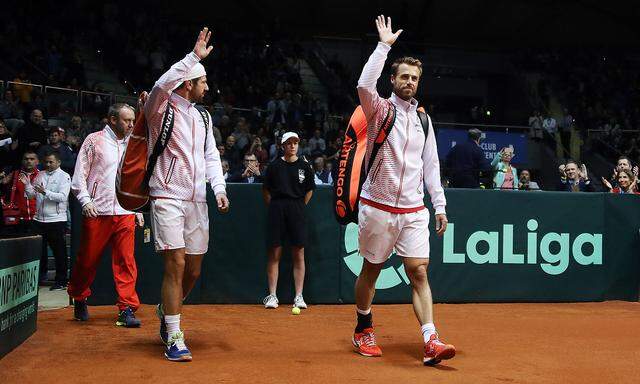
[91,182,98,198]
[370,159,383,183]
[395,115,411,206]
[191,114,197,201]
[165,157,177,185]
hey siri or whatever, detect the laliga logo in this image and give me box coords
[443,219,603,275]
[343,223,409,289]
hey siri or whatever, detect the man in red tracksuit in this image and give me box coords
[1,151,39,235]
[68,103,144,327]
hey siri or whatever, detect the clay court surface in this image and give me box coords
[2,302,639,383]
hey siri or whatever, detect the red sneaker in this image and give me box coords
[352,327,382,357]
[423,333,455,365]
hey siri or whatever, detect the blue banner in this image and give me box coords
[436,129,528,165]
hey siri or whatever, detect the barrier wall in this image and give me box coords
[73,187,640,305]
[0,236,40,358]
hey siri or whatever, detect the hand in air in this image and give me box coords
[193,27,214,60]
[375,15,403,46]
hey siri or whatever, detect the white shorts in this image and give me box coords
[151,199,209,254]
[358,203,430,264]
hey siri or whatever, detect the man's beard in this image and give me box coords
[393,85,416,101]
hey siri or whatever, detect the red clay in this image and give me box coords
[2,302,639,383]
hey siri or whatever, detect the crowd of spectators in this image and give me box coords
[518,49,640,165]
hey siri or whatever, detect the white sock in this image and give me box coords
[356,307,371,316]
[165,314,181,338]
[421,323,436,343]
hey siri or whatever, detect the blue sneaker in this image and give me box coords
[165,331,192,362]
[74,299,89,321]
[116,307,141,328]
[156,304,168,344]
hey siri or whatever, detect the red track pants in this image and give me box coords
[68,215,140,311]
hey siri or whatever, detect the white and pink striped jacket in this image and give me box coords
[144,52,226,202]
[71,125,133,216]
[357,42,446,215]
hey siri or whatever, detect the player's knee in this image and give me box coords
[407,264,428,285]
[186,267,201,281]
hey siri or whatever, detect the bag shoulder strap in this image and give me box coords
[194,105,211,150]
[366,100,397,172]
[417,110,429,142]
[144,102,175,184]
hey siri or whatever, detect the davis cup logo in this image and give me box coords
[342,223,409,289]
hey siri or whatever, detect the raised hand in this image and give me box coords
[601,177,612,191]
[375,15,403,46]
[580,164,588,180]
[193,27,214,60]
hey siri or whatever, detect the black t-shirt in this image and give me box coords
[264,157,315,200]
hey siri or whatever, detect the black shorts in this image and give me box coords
[267,199,306,247]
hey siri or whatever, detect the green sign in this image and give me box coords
[1,237,41,358]
[76,187,640,305]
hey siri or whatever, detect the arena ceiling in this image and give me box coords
[206,0,640,47]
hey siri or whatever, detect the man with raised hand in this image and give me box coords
[352,15,455,366]
[144,27,229,362]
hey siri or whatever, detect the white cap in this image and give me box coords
[281,132,299,144]
[172,62,207,90]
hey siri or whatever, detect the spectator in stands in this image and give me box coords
[22,151,71,289]
[247,136,269,169]
[542,114,557,145]
[308,129,326,157]
[0,119,17,172]
[1,151,40,234]
[559,108,573,157]
[221,159,230,180]
[16,109,47,155]
[228,154,263,183]
[267,92,287,127]
[527,110,542,138]
[445,128,491,188]
[12,71,33,106]
[37,128,77,175]
[313,157,333,185]
[223,135,242,172]
[518,169,540,191]
[491,147,518,190]
[605,169,639,195]
[557,160,594,192]
[231,117,251,151]
[0,90,22,121]
[298,138,312,158]
[602,156,638,191]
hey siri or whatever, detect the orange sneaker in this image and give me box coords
[352,327,382,357]
[423,333,455,365]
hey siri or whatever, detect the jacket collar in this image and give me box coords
[45,167,61,176]
[104,125,128,142]
[171,92,195,110]
[390,92,418,112]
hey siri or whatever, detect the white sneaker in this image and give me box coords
[293,295,307,309]
[263,294,279,309]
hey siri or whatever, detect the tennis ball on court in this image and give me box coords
[292,307,301,315]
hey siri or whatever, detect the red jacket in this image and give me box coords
[6,169,39,221]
